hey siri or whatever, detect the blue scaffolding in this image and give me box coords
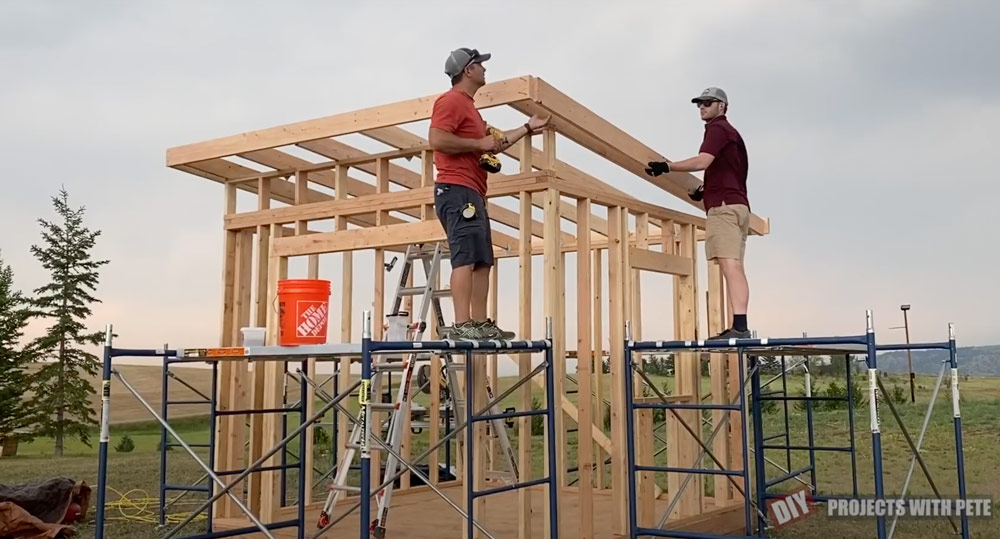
[92,311,560,539]
[622,310,970,539]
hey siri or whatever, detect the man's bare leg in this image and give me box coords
[451,264,473,323]
[717,257,749,331]
[470,265,491,321]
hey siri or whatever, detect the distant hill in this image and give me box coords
[877,345,1000,377]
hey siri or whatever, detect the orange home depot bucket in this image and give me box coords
[277,279,331,346]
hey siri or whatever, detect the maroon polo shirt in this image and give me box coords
[699,115,749,211]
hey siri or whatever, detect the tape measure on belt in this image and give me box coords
[462,203,476,219]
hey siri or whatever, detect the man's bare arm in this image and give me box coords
[665,152,715,172]
[487,114,552,153]
[429,127,494,154]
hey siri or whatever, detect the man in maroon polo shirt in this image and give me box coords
[428,47,549,340]
[646,87,752,339]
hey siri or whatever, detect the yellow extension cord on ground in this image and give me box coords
[103,486,207,525]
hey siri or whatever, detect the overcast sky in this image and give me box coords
[2,0,997,366]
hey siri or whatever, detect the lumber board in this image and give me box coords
[515,77,768,235]
[542,185,563,535]
[669,223,703,519]
[576,198,594,539]
[274,219,446,257]
[592,248,605,491]
[607,205,628,534]
[166,76,533,166]
[628,247,693,276]
[224,172,550,232]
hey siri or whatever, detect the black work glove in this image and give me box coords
[645,161,670,176]
[688,185,704,202]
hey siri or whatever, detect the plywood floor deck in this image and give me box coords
[214,484,749,538]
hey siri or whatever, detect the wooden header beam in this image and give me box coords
[166,77,533,167]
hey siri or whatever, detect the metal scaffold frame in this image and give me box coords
[93,311,560,539]
[622,310,970,539]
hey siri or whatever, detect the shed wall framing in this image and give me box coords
[169,75,769,538]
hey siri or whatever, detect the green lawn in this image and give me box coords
[1,370,997,538]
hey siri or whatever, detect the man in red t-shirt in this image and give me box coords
[428,47,549,340]
[646,87,752,339]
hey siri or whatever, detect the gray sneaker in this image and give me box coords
[444,320,488,340]
[477,319,515,340]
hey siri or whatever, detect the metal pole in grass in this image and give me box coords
[298,361,308,539]
[359,310,373,538]
[95,325,113,539]
[207,356,218,532]
[750,353,768,536]
[623,321,638,538]
[737,349,754,536]
[949,324,971,539]
[465,347,474,539]
[159,342,169,528]
[865,310,887,539]
[544,316,559,539]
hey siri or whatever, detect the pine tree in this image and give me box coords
[29,188,109,456]
[0,251,34,445]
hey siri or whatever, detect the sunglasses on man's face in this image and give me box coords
[696,100,719,108]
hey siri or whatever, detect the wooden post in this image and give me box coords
[542,185,564,535]
[295,171,317,504]
[247,177,271,516]
[259,223,286,520]
[576,198,594,539]
[372,158,388,491]
[608,205,628,534]
[593,247,605,491]
[517,188,533,539]
[216,183,236,518]
[335,165,353,484]
[634,213,655,526]
[708,260,736,505]
[668,223,702,519]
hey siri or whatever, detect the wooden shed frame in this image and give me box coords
[167,75,770,538]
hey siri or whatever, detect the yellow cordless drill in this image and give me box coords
[479,126,504,173]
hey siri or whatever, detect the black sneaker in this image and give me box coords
[708,328,752,340]
[478,318,516,339]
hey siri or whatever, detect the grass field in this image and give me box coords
[1,365,997,538]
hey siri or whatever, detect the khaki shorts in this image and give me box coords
[705,203,749,260]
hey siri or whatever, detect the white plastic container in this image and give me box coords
[241,327,266,347]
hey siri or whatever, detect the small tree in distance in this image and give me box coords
[28,187,109,456]
[0,251,35,445]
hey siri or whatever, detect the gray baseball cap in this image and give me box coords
[691,87,728,104]
[444,48,491,78]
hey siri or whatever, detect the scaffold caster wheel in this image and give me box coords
[317,512,330,529]
[373,525,387,538]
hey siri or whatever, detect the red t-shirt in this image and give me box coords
[699,115,749,211]
[429,88,488,197]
